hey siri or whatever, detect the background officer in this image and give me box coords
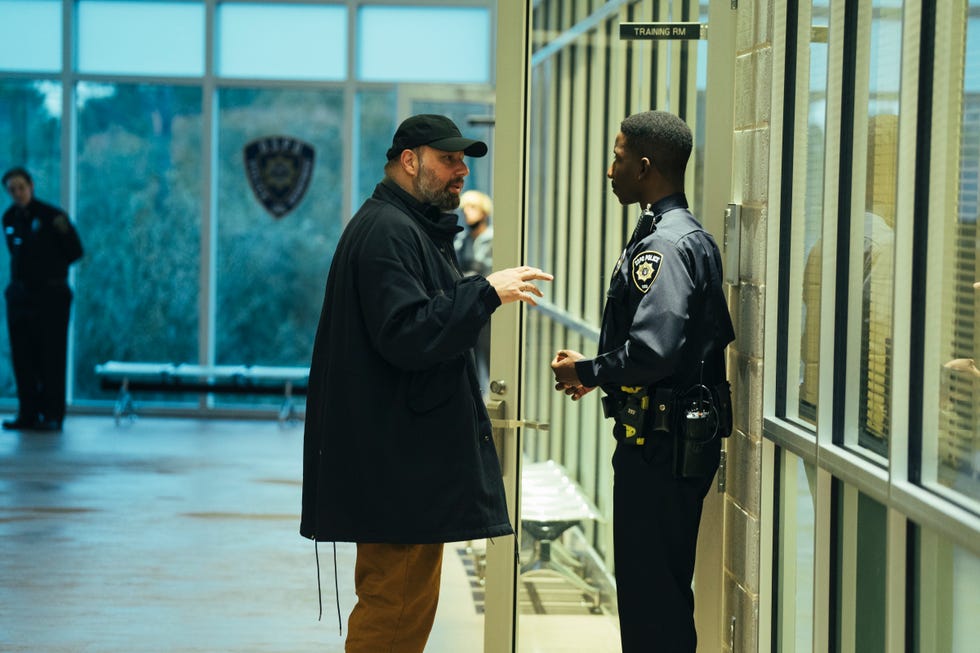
[551,110,735,652]
[2,167,83,431]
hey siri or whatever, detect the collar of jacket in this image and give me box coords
[376,178,463,241]
[647,191,689,219]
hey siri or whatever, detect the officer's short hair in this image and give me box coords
[620,111,692,187]
[2,166,32,187]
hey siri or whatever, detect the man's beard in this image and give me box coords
[414,161,462,211]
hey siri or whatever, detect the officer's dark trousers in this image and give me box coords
[5,282,72,424]
[612,435,718,653]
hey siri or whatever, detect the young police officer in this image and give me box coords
[551,111,734,652]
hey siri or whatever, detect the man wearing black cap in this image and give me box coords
[301,114,552,652]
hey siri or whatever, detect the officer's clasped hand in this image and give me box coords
[486,266,553,306]
[551,350,594,401]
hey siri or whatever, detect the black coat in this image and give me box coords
[300,180,513,544]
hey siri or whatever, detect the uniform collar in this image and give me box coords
[632,192,689,240]
[647,192,688,218]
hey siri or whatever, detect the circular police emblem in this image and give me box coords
[631,250,663,293]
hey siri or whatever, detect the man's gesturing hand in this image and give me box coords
[486,266,554,306]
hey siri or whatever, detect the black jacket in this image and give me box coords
[3,198,83,290]
[300,180,513,544]
[576,193,735,400]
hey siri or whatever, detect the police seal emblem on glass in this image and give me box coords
[243,136,315,219]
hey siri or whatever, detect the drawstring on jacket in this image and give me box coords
[313,539,343,635]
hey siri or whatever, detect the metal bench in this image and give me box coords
[94,361,309,425]
[519,460,604,609]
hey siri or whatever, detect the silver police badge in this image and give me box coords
[631,250,663,293]
[243,136,315,219]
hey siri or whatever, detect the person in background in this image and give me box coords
[550,111,734,652]
[454,189,494,394]
[301,114,552,653]
[2,167,83,432]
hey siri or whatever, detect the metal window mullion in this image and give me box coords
[776,446,801,653]
[63,0,77,406]
[885,507,909,653]
[814,465,835,653]
[200,0,217,400]
[782,0,809,423]
[843,0,873,452]
[817,0,847,455]
[584,22,606,327]
[887,0,923,488]
[886,2,926,649]
[839,483,859,653]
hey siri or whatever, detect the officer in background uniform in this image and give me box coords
[2,167,83,431]
[551,111,734,653]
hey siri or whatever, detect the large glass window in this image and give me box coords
[925,0,980,507]
[794,0,831,426]
[214,88,344,376]
[846,0,903,459]
[0,79,63,402]
[357,6,491,82]
[73,82,203,401]
[0,0,61,72]
[0,0,498,415]
[77,1,205,76]
[217,3,347,80]
[355,89,398,206]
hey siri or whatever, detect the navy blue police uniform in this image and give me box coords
[574,192,735,653]
[3,197,83,428]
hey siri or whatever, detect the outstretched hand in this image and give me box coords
[486,266,554,306]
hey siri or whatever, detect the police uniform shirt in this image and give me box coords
[575,192,734,395]
[3,198,83,288]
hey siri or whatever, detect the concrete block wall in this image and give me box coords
[723,0,774,651]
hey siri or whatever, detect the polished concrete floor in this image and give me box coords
[0,416,620,653]
[0,416,349,652]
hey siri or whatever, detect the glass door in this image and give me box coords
[483,1,736,652]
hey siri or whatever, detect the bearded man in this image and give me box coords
[301,114,551,653]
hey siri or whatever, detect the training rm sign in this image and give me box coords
[619,22,705,40]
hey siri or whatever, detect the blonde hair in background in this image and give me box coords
[460,190,493,219]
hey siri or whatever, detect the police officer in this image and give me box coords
[551,111,734,652]
[2,167,83,431]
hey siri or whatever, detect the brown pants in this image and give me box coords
[346,542,444,653]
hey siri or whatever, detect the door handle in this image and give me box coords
[486,399,550,469]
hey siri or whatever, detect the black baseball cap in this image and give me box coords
[386,114,488,161]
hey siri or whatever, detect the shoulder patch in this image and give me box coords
[53,215,71,234]
[631,250,663,293]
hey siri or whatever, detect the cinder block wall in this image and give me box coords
[723,1,774,652]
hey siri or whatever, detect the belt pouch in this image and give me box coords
[650,387,675,433]
[672,394,719,478]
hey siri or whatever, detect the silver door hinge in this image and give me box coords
[717,449,727,493]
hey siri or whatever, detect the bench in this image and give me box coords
[466,460,604,611]
[519,460,604,609]
[94,361,309,424]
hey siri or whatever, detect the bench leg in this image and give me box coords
[114,387,136,426]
